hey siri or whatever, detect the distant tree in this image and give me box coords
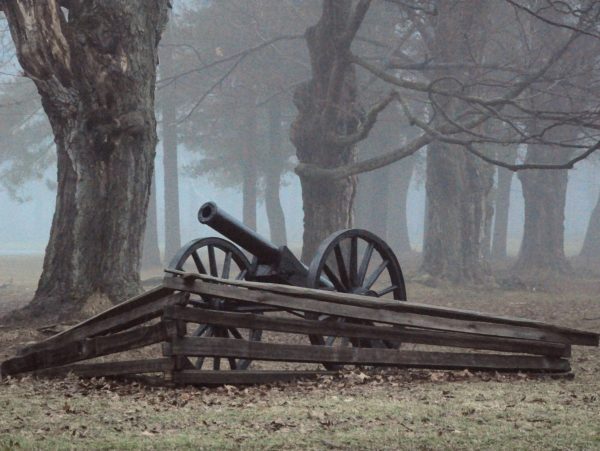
[159,20,182,261]
[1,1,170,318]
[174,0,312,238]
[0,78,54,200]
[580,176,600,263]
[291,0,600,281]
[491,146,518,261]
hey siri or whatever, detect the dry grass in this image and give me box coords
[0,255,599,450]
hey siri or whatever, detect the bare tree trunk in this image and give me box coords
[160,29,181,262]
[482,185,495,261]
[291,1,359,262]
[265,97,287,245]
[420,1,494,283]
[491,148,517,260]
[422,141,494,282]
[4,1,169,317]
[355,168,389,238]
[241,108,257,230]
[387,156,416,255]
[580,187,600,262]
[142,173,162,269]
[514,145,572,273]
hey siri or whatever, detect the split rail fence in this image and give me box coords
[1,272,597,386]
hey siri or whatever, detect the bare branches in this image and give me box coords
[504,0,600,40]
[157,34,303,89]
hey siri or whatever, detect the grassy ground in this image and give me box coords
[0,255,599,450]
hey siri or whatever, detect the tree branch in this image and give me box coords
[298,26,584,179]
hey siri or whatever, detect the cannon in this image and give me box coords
[7,207,596,383]
[167,201,407,370]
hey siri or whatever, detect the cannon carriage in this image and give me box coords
[167,201,407,370]
[3,202,597,386]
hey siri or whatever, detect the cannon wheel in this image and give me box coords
[168,237,261,370]
[305,229,406,370]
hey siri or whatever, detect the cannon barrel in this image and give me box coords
[198,201,281,264]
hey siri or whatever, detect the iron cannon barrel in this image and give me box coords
[198,201,281,263]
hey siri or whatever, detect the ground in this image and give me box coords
[0,255,599,450]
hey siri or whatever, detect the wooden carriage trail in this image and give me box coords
[2,271,598,386]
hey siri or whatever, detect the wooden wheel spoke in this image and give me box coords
[325,336,337,346]
[222,251,232,279]
[333,244,350,290]
[193,324,211,337]
[376,285,398,297]
[228,327,243,339]
[323,264,346,291]
[363,260,388,290]
[208,245,218,277]
[349,237,358,287]
[236,269,247,280]
[357,243,374,286]
[195,357,205,369]
[191,251,206,274]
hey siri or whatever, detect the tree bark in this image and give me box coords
[420,1,494,283]
[491,148,517,261]
[265,97,287,245]
[159,28,181,262]
[422,142,494,282]
[3,1,169,317]
[580,186,600,262]
[355,167,389,239]
[142,173,162,269]
[514,144,572,273]
[291,1,359,263]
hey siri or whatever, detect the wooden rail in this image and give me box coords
[1,275,597,385]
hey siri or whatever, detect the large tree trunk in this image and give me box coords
[160,29,181,262]
[4,1,169,317]
[580,187,600,262]
[387,156,416,256]
[514,145,572,273]
[355,167,390,239]
[142,173,162,269]
[491,148,517,261]
[422,142,494,282]
[291,1,359,262]
[420,1,494,283]
[265,97,287,245]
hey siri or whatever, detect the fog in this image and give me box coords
[1,0,599,277]
[1,149,597,257]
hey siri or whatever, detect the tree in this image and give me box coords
[580,181,600,263]
[291,0,369,261]
[174,1,311,237]
[491,147,518,261]
[1,1,170,317]
[159,22,182,260]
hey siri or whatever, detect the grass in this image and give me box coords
[0,254,599,449]
[0,370,599,450]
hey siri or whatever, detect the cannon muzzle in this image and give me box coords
[198,201,281,264]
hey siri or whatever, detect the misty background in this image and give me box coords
[1,140,598,257]
[1,0,599,269]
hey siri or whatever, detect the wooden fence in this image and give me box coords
[1,272,597,386]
